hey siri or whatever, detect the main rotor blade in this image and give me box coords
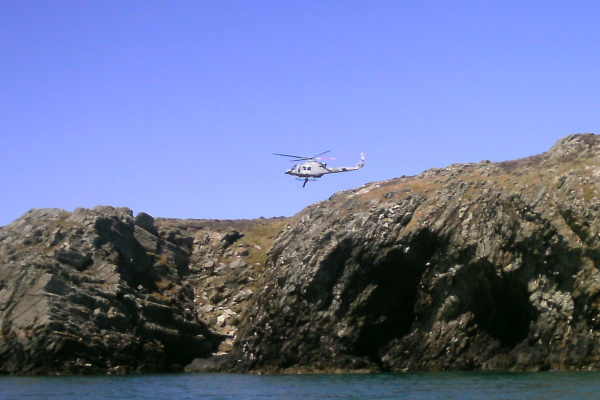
[312,150,331,158]
[273,152,307,159]
[274,150,333,162]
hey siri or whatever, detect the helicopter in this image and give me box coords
[274,150,365,187]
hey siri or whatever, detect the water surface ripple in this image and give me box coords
[1,372,599,399]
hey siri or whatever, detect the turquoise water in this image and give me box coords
[1,372,600,399]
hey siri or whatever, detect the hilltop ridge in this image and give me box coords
[229,133,600,372]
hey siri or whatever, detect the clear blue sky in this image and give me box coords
[2,1,599,226]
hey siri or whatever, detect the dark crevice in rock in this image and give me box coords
[306,237,354,311]
[458,260,534,349]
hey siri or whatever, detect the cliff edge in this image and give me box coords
[230,133,600,372]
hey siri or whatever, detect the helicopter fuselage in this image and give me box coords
[285,160,329,178]
[275,151,364,187]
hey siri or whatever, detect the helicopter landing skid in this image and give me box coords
[296,177,317,187]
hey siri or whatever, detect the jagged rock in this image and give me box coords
[135,212,159,236]
[184,354,231,372]
[0,206,219,374]
[221,231,244,248]
[230,133,600,373]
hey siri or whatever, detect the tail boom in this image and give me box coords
[326,153,364,174]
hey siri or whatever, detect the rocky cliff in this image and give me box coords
[230,133,600,372]
[1,133,599,374]
[0,206,285,374]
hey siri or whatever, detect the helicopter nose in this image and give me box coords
[285,169,292,175]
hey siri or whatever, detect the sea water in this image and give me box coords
[1,372,600,399]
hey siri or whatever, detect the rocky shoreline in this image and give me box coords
[1,133,600,374]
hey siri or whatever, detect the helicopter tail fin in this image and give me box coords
[355,153,365,169]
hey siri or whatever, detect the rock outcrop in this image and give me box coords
[0,207,218,374]
[0,207,284,374]
[230,133,600,372]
